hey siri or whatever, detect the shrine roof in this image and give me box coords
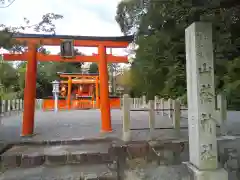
[12,33,134,42]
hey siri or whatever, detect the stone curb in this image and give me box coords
[0,143,14,155]
[1,152,114,170]
[17,137,119,146]
[0,141,153,170]
[149,141,188,152]
[0,140,196,171]
[12,135,237,148]
[126,142,149,159]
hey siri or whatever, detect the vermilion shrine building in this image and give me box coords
[42,72,121,110]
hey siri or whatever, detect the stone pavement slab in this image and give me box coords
[1,110,240,179]
[0,109,189,143]
[0,164,117,180]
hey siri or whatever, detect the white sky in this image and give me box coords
[0,0,132,67]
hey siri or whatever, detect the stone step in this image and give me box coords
[0,164,117,180]
[1,142,114,170]
[17,137,117,146]
[148,140,189,165]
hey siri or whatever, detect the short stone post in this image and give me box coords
[216,93,227,134]
[36,99,43,110]
[148,100,155,132]
[40,99,43,110]
[216,93,227,123]
[1,100,5,116]
[0,100,4,116]
[142,95,146,108]
[134,98,137,109]
[16,99,20,112]
[154,96,158,109]
[173,100,181,132]
[122,94,131,141]
[185,22,227,179]
[160,98,164,116]
[154,96,160,115]
[15,99,17,111]
[137,98,140,108]
[20,99,23,110]
[120,96,123,108]
[128,98,132,109]
[7,100,11,115]
[11,99,15,111]
[135,98,138,109]
[168,98,173,119]
[35,99,38,109]
[132,98,135,109]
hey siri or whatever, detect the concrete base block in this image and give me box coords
[184,162,228,180]
[147,129,156,141]
[20,133,36,138]
[122,131,131,142]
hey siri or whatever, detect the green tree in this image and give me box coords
[88,63,99,73]
[116,0,240,104]
[0,13,63,52]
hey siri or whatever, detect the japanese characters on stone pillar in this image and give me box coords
[185,22,227,179]
[186,21,217,169]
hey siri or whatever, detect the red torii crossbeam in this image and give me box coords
[3,33,133,136]
[3,54,128,63]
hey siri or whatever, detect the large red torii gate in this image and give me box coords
[3,33,133,136]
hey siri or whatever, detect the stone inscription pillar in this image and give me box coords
[185,22,227,179]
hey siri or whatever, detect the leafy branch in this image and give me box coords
[0,13,63,52]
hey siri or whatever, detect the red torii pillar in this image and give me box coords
[98,45,111,131]
[95,76,100,108]
[22,43,37,136]
[67,77,72,109]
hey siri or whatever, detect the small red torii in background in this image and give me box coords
[3,34,133,136]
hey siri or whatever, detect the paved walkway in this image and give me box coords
[0,109,190,143]
[1,110,240,143]
[1,110,240,179]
